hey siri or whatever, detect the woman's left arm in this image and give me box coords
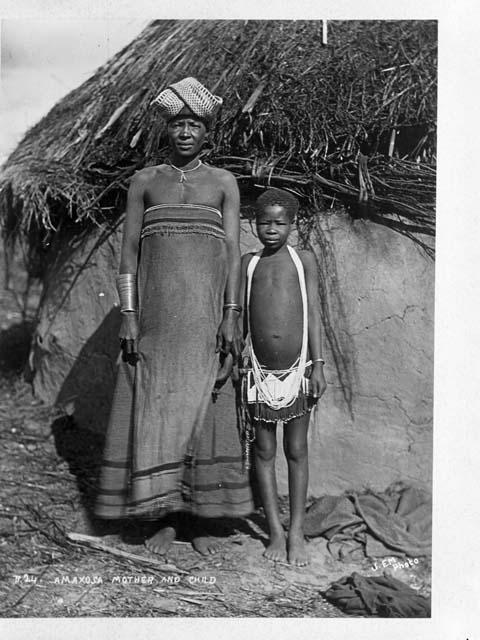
[217,170,242,357]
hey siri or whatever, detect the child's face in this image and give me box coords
[256,204,292,250]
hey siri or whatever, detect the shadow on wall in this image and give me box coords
[50,413,136,537]
[50,307,123,532]
[0,321,35,379]
[50,415,106,528]
[55,306,122,435]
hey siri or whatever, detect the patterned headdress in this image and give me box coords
[152,77,223,122]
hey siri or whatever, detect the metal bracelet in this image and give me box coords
[223,303,242,313]
[116,273,138,312]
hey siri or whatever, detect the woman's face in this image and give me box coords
[167,115,207,158]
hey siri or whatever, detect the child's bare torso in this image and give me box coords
[249,248,304,370]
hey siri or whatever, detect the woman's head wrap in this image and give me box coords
[152,77,223,123]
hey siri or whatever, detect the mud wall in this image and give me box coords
[32,212,434,495]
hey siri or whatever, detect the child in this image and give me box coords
[240,188,327,566]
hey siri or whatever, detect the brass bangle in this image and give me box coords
[312,358,325,365]
[223,303,242,313]
[116,273,138,312]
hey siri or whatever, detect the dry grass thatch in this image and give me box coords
[0,19,436,260]
[0,20,437,415]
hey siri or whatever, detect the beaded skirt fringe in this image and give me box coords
[248,389,315,424]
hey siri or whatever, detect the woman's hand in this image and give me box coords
[119,311,139,364]
[216,309,242,358]
[215,352,234,387]
[310,362,327,401]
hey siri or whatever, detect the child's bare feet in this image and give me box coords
[263,530,287,562]
[287,530,309,567]
[192,535,220,555]
[145,526,176,555]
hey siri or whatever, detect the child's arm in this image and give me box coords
[301,250,327,401]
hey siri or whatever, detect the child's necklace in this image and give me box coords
[168,159,202,183]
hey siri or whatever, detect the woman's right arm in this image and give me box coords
[118,172,146,352]
[119,171,146,273]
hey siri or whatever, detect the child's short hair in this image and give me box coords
[255,188,299,222]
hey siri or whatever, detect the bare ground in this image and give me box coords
[0,245,431,618]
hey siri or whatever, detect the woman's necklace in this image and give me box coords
[168,159,202,183]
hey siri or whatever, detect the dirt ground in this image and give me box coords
[0,245,431,618]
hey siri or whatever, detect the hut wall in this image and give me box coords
[32,213,434,494]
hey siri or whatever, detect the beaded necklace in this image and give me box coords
[168,159,202,183]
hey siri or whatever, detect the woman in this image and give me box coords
[95,78,253,555]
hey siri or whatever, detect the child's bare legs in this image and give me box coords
[283,413,310,566]
[254,422,286,561]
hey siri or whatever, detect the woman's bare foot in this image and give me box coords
[192,535,220,555]
[145,526,176,555]
[287,530,309,567]
[263,530,286,562]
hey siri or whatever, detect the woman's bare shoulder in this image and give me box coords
[130,164,168,184]
[203,163,237,184]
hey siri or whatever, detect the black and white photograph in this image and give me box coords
[0,2,478,636]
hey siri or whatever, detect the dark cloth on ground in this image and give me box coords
[304,484,431,559]
[323,571,431,617]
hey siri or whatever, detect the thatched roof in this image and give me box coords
[0,19,436,263]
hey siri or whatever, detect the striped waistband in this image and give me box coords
[144,203,222,218]
[141,204,224,240]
